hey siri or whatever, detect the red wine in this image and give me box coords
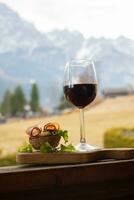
[64,83,97,108]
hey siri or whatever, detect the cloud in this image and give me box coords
[0,0,134,39]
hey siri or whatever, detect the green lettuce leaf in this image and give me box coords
[57,130,68,143]
[18,144,33,153]
[40,142,54,153]
[60,144,76,152]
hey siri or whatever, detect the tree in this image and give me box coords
[30,83,40,113]
[57,95,73,110]
[1,90,12,118]
[11,85,26,116]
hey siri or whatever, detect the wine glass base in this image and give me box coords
[75,143,100,152]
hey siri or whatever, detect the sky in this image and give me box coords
[0,0,134,39]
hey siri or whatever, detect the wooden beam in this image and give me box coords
[0,159,134,199]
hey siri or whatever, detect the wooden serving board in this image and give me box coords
[16,151,100,164]
[16,148,134,165]
[102,148,134,160]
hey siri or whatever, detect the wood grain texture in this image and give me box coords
[102,148,134,159]
[1,159,134,199]
[16,148,134,164]
[16,151,100,164]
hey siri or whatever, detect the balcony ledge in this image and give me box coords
[0,159,134,199]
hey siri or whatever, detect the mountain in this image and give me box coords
[0,3,134,110]
[0,3,85,109]
[47,29,84,58]
[76,36,134,89]
[0,3,55,53]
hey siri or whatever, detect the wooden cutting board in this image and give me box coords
[16,148,134,165]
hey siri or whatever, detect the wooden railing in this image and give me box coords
[0,159,134,199]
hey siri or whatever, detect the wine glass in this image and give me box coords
[63,59,99,152]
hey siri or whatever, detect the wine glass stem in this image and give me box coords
[80,109,86,143]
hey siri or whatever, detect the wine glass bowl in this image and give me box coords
[63,83,97,109]
[63,59,99,152]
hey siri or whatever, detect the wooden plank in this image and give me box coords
[0,159,134,192]
[16,151,101,164]
[16,148,134,164]
[1,180,134,200]
[1,159,134,199]
[102,148,134,159]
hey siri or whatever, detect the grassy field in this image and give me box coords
[0,95,134,158]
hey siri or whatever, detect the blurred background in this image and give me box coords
[0,0,134,166]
